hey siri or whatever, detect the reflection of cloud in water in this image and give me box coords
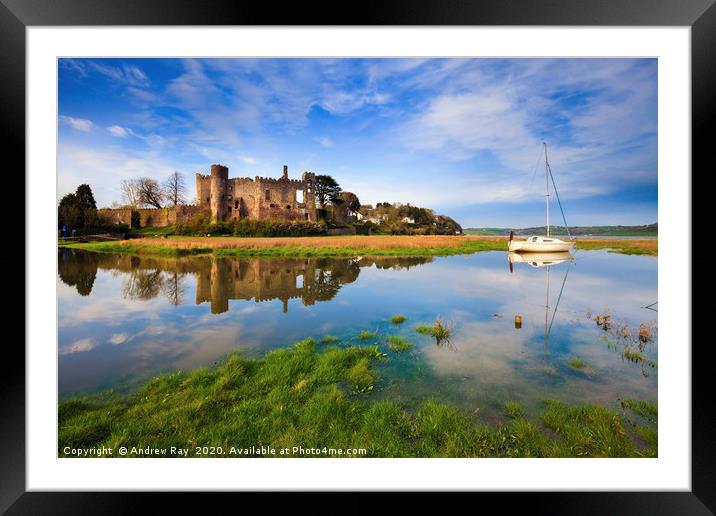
[421,320,531,383]
[108,333,129,345]
[60,338,95,355]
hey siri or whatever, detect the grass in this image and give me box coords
[567,357,587,370]
[58,234,658,258]
[58,337,657,458]
[572,239,657,256]
[320,335,339,345]
[386,336,414,352]
[358,331,376,341]
[129,226,175,236]
[504,401,524,419]
[390,314,407,325]
[416,318,453,345]
[58,241,212,258]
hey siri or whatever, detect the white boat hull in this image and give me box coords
[508,239,574,253]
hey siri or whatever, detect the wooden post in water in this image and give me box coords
[514,315,522,329]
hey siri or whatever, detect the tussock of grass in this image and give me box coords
[620,399,658,423]
[358,331,376,341]
[415,318,453,345]
[320,335,338,345]
[622,348,657,368]
[386,336,413,352]
[504,401,524,419]
[567,357,587,369]
[390,314,407,325]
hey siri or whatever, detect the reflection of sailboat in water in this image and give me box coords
[508,251,573,353]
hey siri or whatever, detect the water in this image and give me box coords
[58,248,658,421]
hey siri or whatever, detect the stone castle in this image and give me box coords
[98,164,318,228]
[196,164,317,223]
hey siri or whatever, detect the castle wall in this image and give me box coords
[98,205,200,229]
[196,164,317,223]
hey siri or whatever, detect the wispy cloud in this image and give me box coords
[59,115,94,132]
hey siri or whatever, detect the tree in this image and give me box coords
[163,171,186,207]
[58,193,80,229]
[335,191,360,213]
[120,179,141,208]
[136,177,164,208]
[58,184,98,229]
[314,175,342,208]
[74,184,98,227]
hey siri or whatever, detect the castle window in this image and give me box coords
[286,205,291,209]
[234,200,239,209]
[265,190,271,201]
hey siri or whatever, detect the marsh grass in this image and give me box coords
[504,401,524,419]
[416,317,453,347]
[58,338,656,458]
[567,357,587,370]
[320,335,339,345]
[390,314,407,325]
[386,336,413,352]
[358,331,376,341]
[60,235,657,258]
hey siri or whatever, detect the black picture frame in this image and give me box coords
[3,0,708,513]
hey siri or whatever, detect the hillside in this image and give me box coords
[464,223,657,237]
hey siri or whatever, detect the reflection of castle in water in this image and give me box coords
[195,257,361,314]
[58,249,432,314]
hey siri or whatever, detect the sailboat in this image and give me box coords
[508,142,575,253]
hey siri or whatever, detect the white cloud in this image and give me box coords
[59,115,94,132]
[315,136,333,148]
[107,125,131,138]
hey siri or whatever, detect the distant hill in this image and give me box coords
[464,223,657,237]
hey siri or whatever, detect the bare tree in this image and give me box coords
[120,179,140,208]
[163,171,186,207]
[136,177,164,208]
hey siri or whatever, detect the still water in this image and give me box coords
[58,248,657,421]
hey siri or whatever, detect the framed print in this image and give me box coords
[3,0,710,512]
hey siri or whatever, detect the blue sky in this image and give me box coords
[58,58,657,227]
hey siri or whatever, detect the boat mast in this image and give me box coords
[544,142,551,237]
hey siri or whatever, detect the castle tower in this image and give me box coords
[282,165,288,179]
[302,171,317,222]
[209,164,229,222]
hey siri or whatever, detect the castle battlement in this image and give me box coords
[196,164,316,223]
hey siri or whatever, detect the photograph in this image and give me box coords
[55,57,660,459]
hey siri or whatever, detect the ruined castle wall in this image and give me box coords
[196,173,211,208]
[195,164,318,223]
[98,205,201,229]
[98,208,133,227]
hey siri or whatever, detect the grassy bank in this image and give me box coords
[58,234,657,257]
[59,337,657,458]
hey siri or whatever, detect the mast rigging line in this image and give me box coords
[546,161,573,240]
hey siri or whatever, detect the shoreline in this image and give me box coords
[58,234,658,258]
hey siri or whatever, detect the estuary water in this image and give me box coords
[58,248,658,421]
